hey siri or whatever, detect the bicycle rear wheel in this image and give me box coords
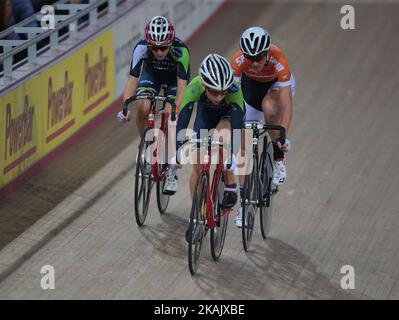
[147,124,170,215]
[242,157,258,251]
[260,140,275,239]
[134,133,153,226]
[188,171,207,275]
[156,169,170,214]
[210,171,229,261]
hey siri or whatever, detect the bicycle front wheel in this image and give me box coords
[134,133,153,226]
[210,171,229,261]
[259,141,275,239]
[242,157,258,251]
[188,171,207,275]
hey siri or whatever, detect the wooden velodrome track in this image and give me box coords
[1,0,399,299]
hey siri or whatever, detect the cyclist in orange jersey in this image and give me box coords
[231,26,295,227]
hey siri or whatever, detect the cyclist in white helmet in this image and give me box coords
[230,26,295,227]
[171,53,245,241]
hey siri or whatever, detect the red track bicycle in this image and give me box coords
[186,137,231,275]
[122,92,177,226]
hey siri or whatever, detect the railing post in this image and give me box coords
[109,0,117,13]
[90,0,98,27]
[4,52,13,79]
[13,27,47,66]
[27,33,37,65]
[1,0,123,83]
[0,40,26,79]
[50,31,59,52]
[69,9,78,37]
[53,4,91,37]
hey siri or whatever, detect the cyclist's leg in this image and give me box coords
[163,83,179,193]
[162,83,178,190]
[135,67,161,135]
[262,73,296,185]
[241,74,269,122]
[262,91,280,140]
[262,91,288,185]
[215,118,234,182]
[189,106,210,196]
[186,105,225,197]
[213,118,238,209]
[262,73,295,137]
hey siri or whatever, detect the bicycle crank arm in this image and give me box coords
[270,187,279,196]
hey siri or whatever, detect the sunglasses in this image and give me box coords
[206,87,228,97]
[244,52,267,62]
[148,45,170,52]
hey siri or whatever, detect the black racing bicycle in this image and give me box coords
[240,123,285,251]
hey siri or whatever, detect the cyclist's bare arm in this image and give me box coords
[123,75,139,102]
[175,77,188,110]
[117,76,139,123]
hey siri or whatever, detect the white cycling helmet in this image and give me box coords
[144,16,175,46]
[240,26,270,57]
[199,53,234,91]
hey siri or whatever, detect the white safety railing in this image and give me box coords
[0,0,135,89]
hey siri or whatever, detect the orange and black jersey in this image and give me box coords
[231,44,291,86]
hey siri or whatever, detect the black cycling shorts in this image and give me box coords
[240,73,277,111]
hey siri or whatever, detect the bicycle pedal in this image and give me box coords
[270,188,278,196]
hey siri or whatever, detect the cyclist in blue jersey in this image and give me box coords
[117,16,190,193]
[117,16,190,130]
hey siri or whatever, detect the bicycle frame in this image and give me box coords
[122,94,177,183]
[244,122,286,205]
[191,137,230,229]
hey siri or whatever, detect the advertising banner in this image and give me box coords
[0,0,225,192]
[0,30,115,188]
